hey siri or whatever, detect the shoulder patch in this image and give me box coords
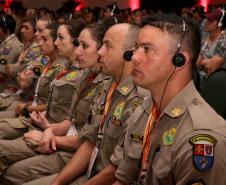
[0,57,7,65]
[190,134,217,171]
[3,45,12,55]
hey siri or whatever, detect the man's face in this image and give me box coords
[20,22,35,42]
[98,26,126,76]
[132,25,174,89]
[38,29,55,56]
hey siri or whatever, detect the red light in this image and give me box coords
[199,0,210,12]
[129,0,140,11]
[74,0,84,11]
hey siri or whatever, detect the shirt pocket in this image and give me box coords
[128,142,143,159]
[152,146,172,180]
[105,117,123,138]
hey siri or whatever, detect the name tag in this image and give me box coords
[130,133,144,143]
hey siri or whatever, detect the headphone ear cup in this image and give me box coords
[123,50,133,61]
[172,53,185,67]
[218,21,222,28]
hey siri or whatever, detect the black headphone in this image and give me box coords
[218,7,225,28]
[73,38,79,47]
[123,50,134,61]
[172,19,186,67]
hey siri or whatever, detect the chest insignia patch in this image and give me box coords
[162,127,176,146]
[113,102,125,120]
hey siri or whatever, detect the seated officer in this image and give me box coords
[6,16,41,82]
[21,23,148,185]
[0,13,23,91]
[113,14,226,185]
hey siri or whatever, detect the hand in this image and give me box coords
[201,59,214,75]
[36,128,56,154]
[15,102,27,115]
[23,130,43,141]
[17,70,33,88]
[30,111,50,129]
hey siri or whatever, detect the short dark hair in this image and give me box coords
[141,13,201,72]
[0,13,16,34]
[46,23,59,41]
[22,16,37,33]
[62,19,86,39]
[84,23,108,49]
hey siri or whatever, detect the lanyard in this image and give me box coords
[33,59,52,105]
[97,82,117,147]
[141,104,158,170]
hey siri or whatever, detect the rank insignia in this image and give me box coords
[3,46,12,55]
[171,107,182,117]
[40,56,48,65]
[131,133,144,143]
[121,86,129,95]
[132,101,141,111]
[162,128,176,146]
[0,57,7,65]
[26,50,34,59]
[87,88,96,97]
[187,179,206,185]
[190,134,217,171]
[65,71,77,81]
[113,102,125,120]
[33,65,42,76]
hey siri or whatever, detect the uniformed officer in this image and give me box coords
[112,14,226,185]
[6,16,42,81]
[0,13,23,91]
[0,16,53,117]
[0,23,111,184]
[0,24,69,139]
[31,23,148,185]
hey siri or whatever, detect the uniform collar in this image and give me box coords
[1,34,16,45]
[93,72,112,83]
[116,75,136,96]
[162,80,197,118]
[142,95,153,114]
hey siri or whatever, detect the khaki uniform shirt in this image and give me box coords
[65,72,111,133]
[79,76,149,173]
[45,65,85,123]
[116,81,226,185]
[8,42,41,79]
[0,34,23,74]
[35,57,69,105]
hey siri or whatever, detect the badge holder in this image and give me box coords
[86,132,103,180]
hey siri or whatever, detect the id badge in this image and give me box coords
[86,146,99,180]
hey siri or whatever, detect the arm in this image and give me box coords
[51,140,95,185]
[55,135,81,151]
[27,104,47,112]
[201,56,224,75]
[112,180,126,185]
[30,112,71,131]
[84,164,117,185]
